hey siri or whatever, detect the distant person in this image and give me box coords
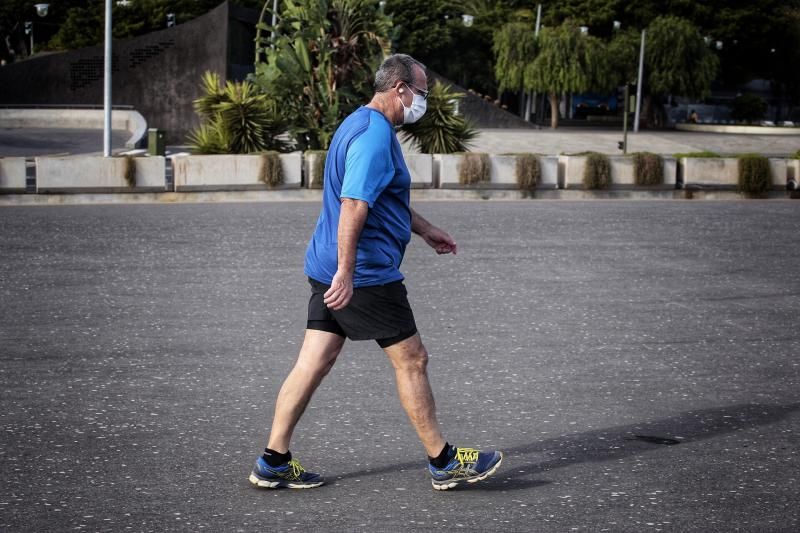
[689,109,699,123]
[248,54,503,491]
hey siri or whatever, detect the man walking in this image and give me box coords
[249,54,502,491]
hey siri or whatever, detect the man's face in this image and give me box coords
[397,65,428,109]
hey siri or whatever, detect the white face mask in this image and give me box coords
[399,84,427,124]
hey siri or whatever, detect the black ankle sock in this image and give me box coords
[429,442,453,469]
[263,448,292,467]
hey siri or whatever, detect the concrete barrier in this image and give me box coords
[303,151,327,189]
[404,153,434,188]
[768,158,788,189]
[0,157,27,193]
[562,154,676,189]
[438,154,557,189]
[788,160,800,190]
[679,157,738,188]
[675,123,800,135]
[0,108,148,149]
[172,153,302,191]
[36,156,166,193]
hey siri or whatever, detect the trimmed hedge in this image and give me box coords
[458,153,491,185]
[737,154,772,195]
[632,152,663,186]
[674,151,720,159]
[582,152,611,189]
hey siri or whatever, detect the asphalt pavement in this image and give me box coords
[1,201,799,532]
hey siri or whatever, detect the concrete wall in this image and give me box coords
[788,160,800,189]
[562,155,676,189]
[303,151,327,189]
[676,123,800,136]
[0,158,27,192]
[769,159,788,188]
[0,2,256,144]
[172,153,302,191]
[680,157,789,189]
[0,109,147,148]
[36,156,166,193]
[405,154,434,188]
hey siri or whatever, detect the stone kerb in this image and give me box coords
[0,158,27,193]
[36,156,166,193]
[172,153,302,191]
[437,153,557,189]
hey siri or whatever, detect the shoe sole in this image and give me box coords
[431,452,504,491]
[249,472,324,489]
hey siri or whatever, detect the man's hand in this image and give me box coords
[323,269,354,310]
[421,225,458,255]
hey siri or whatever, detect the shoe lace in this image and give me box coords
[287,459,306,478]
[455,447,479,465]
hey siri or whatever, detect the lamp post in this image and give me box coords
[634,30,645,133]
[23,4,49,56]
[103,0,112,157]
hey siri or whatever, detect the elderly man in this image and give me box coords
[249,54,502,491]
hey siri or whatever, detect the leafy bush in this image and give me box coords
[673,151,721,159]
[730,94,768,122]
[632,152,663,186]
[458,153,490,185]
[188,71,287,154]
[582,152,611,189]
[793,149,800,160]
[258,152,283,187]
[400,81,477,154]
[121,155,136,188]
[737,154,772,195]
[515,154,540,191]
[306,150,328,189]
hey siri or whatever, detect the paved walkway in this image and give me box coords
[2,126,799,157]
[1,201,798,531]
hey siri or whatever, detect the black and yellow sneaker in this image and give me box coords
[249,456,324,489]
[429,447,503,491]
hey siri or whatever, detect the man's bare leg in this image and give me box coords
[267,329,346,453]
[383,333,446,457]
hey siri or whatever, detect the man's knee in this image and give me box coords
[397,343,429,372]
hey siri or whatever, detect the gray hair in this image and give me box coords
[374,54,426,92]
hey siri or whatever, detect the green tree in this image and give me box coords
[399,81,477,153]
[525,23,612,128]
[492,21,538,94]
[643,15,718,126]
[250,0,391,150]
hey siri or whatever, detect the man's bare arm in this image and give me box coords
[323,198,369,310]
[411,207,458,255]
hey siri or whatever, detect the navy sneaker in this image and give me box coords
[429,447,503,490]
[249,456,324,489]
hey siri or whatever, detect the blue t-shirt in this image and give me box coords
[304,106,412,287]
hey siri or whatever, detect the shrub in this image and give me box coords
[515,154,540,191]
[400,81,478,154]
[121,155,136,188]
[730,94,768,122]
[258,152,283,187]
[458,153,491,185]
[189,71,288,154]
[305,150,327,189]
[737,154,771,195]
[582,152,611,189]
[632,152,663,186]
[673,151,720,159]
[793,149,800,160]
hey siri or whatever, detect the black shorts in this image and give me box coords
[307,277,418,348]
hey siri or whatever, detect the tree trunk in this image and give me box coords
[642,94,653,129]
[549,92,559,129]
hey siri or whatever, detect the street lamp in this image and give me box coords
[579,26,589,34]
[462,14,474,27]
[24,4,49,56]
[613,20,621,31]
[35,4,49,17]
[166,13,176,28]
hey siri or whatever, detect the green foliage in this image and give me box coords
[607,28,640,85]
[730,94,768,122]
[188,71,287,154]
[492,22,537,93]
[645,16,719,99]
[458,153,490,185]
[121,155,136,188]
[250,0,391,150]
[305,150,328,188]
[737,154,772,195]
[582,152,611,189]
[258,152,283,187]
[632,152,663,186]
[515,154,540,191]
[674,151,721,159]
[793,150,800,160]
[399,81,477,154]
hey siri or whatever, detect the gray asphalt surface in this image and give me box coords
[1,201,799,532]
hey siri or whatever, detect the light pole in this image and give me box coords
[634,30,645,133]
[23,4,49,56]
[104,0,112,157]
